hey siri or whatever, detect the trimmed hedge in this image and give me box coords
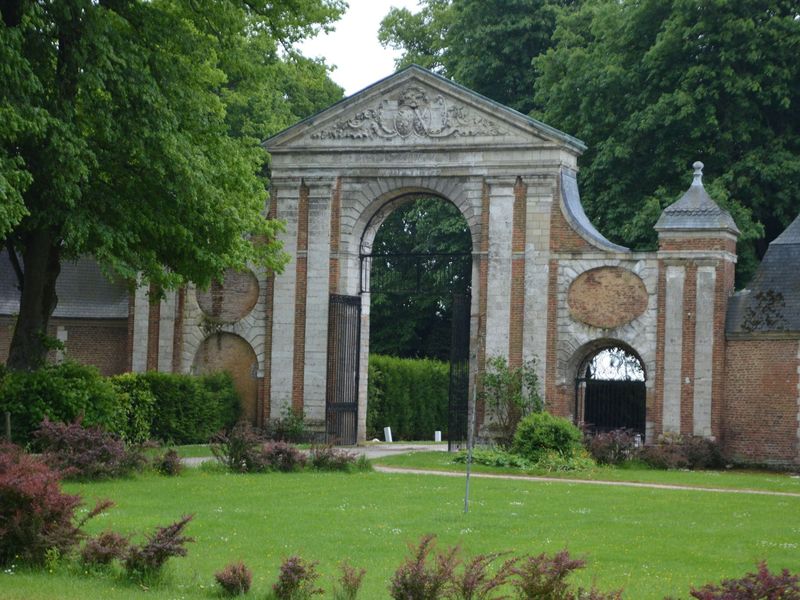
[0,363,241,445]
[512,411,584,462]
[0,362,122,443]
[367,354,449,441]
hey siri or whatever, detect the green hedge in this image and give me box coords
[367,354,449,441]
[0,363,241,445]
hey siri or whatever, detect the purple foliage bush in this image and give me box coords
[510,549,622,600]
[211,421,265,473]
[584,429,639,465]
[215,561,253,596]
[688,562,800,599]
[640,433,724,470]
[123,514,194,581]
[389,534,460,600]
[80,530,130,566]
[272,555,324,599]
[452,552,517,600]
[34,418,145,480]
[309,445,359,472]
[156,449,183,476]
[0,443,113,566]
[260,441,307,473]
[334,561,367,600]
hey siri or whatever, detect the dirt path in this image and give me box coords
[373,465,800,498]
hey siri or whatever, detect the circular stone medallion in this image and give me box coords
[568,267,648,329]
[196,268,259,323]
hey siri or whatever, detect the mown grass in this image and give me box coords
[2,466,799,599]
[373,451,800,493]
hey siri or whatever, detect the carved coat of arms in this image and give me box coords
[312,85,505,140]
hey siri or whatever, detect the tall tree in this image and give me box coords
[379,0,572,114]
[0,0,344,370]
[369,197,472,360]
[534,0,799,282]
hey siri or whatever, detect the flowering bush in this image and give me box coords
[0,443,113,566]
[215,561,253,596]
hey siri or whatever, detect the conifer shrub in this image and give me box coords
[33,418,145,480]
[215,561,253,596]
[512,412,583,463]
[0,443,113,566]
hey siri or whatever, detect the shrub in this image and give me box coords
[333,562,366,600]
[110,373,157,444]
[389,534,459,600]
[216,561,253,596]
[211,421,266,473]
[272,555,324,599]
[144,371,239,444]
[33,418,145,480]
[309,445,359,472]
[510,549,622,600]
[533,450,596,473]
[453,448,535,469]
[688,561,800,599]
[267,405,309,443]
[584,429,640,466]
[0,443,113,566]
[640,433,724,470]
[123,514,194,582]
[155,449,183,477]
[80,530,130,567]
[512,412,583,463]
[260,441,307,472]
[480,356,543,448]
[0,362,122,444]
[367,355,450,441]
[451,553,517,600]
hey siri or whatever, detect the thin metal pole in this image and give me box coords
[464,383,476,514]
[4,411,10,442]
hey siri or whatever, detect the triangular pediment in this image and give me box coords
[264,65,585,152]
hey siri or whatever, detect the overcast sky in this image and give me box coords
[296,0,422,96]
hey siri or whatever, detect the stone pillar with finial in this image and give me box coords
[653,161,740,440]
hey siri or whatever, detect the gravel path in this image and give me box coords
[372,465,800,498]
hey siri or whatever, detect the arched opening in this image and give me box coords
[574,343,646,436]
[360,193,473,444]
[193,333,258,425]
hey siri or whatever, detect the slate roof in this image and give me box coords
[726,214,800,336]
[561,169,629,253]
[0,253,129,319]
[655,162,740,235]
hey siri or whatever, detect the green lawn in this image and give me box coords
[374,451,800,494]
[2,466,799,599]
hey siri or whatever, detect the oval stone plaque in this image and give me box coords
[567,267,648,329]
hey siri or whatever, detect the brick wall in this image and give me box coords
[0,316,129,376]
[567,267,649,329]
[723,338,799,465]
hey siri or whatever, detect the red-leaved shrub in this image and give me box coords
[260,441,307,472]
[272,555,324,599]
[309,445,359,472]
[334,561,367,600]
[123,514,194,581]
[34,418,145,480]
[452,553,517,600]
[0,443,113,565]
[215,561,253,596]
[80,530,130,566]
[389,534,460,600]
[688,561,800,599]
[211,421,265,472]
[510,549,622,600]
[156,448,183,476]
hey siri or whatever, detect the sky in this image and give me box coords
[296,0,421,97]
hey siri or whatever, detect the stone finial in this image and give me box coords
[692,161,704,186]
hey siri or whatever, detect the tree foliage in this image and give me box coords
[379,0,571,114]
[368,197,471,360]
[0,0,344,369]
[534,0,800,282]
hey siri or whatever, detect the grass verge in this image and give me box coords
[1,467,798,599]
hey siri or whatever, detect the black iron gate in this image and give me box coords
[448,293,470,451]
[325,294,361,445]
[575,378,646,436]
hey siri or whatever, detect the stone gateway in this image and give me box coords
[1,66,798,466]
